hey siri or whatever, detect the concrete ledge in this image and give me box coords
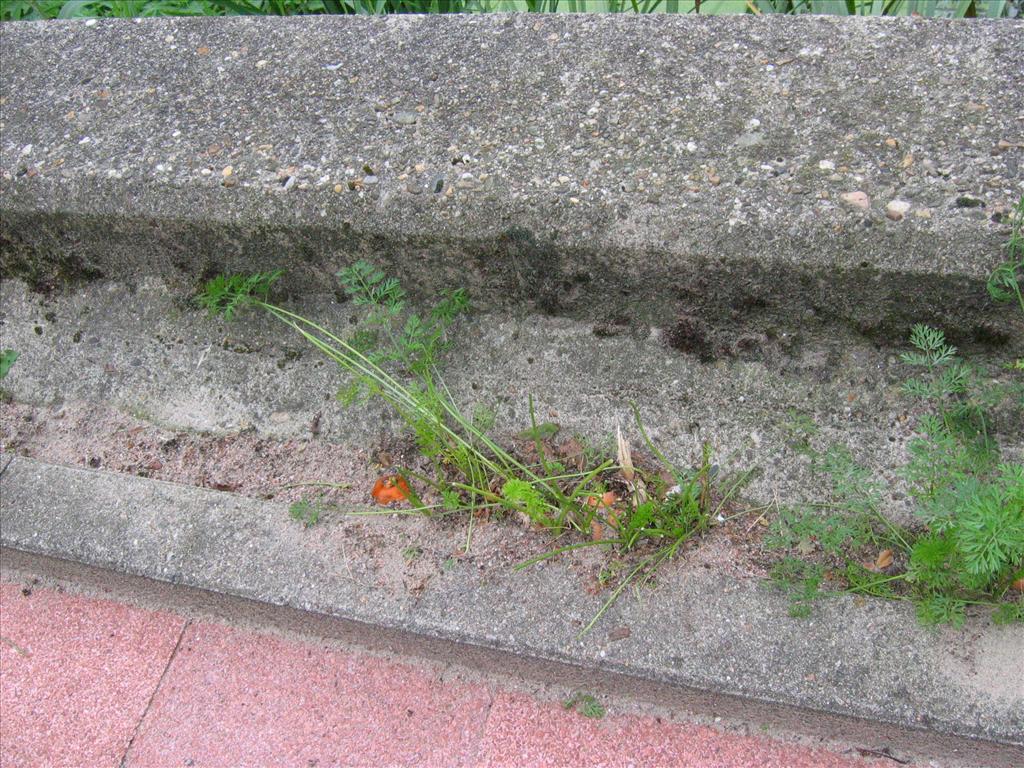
[2,456,1022,751]
[2,15,1023,346]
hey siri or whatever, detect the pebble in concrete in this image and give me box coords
[886,199,911,221]
[840,190,871,210]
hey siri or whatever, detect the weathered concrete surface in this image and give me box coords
[2,277,1022,525]
[2,15,1023,349]
[1,456,1022,755]
[2,16,1023,758]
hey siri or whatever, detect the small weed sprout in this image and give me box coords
[563,692,605,719]
[195,271,282,321]
[336,260,469,383]
[288,499,322,528]
[0,350,18,383]
[987,194,1024,315]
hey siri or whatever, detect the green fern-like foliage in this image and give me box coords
[906,465,1023,602]
[955,465,1024,580]
[900,324,958,370]
[915,595,966,628]
[336,260,468,377]
[196,270,283,320]
[337,260,406,309]
[501,478,552,527]
[900,325,997,458]
[288,498,322,528]
[767,323,1023,625]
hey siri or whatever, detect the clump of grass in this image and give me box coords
[563,692,605,719]
[198,261,733,633]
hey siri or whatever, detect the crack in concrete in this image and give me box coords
[118,618,192,768]
[462,686,498,767]
[434,658,499,766]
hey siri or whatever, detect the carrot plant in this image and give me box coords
[768,390,1023,626]
[767,256,1024,626]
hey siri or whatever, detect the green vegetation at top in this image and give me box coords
[2,0,1019,21]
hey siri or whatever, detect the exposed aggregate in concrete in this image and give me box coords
[2,15,1023,344]
[1,14,1023,757]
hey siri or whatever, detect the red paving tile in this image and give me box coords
[124,621,493,768]
[475,692,887,768]
[0,583,185,768]
[0,581,895,768]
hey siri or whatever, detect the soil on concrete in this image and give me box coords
[1,400,371,505]
[0,400,770,599]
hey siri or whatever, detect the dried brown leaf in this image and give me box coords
[616,422,634,482]
[875,549,894,570]
[607,626,631,642]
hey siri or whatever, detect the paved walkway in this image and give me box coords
[0,580,890,768]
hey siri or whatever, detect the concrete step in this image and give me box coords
[2,15,1022,348]
[2,277,1021,526]
[1,456,1022,764]
[1,14,1023,762]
